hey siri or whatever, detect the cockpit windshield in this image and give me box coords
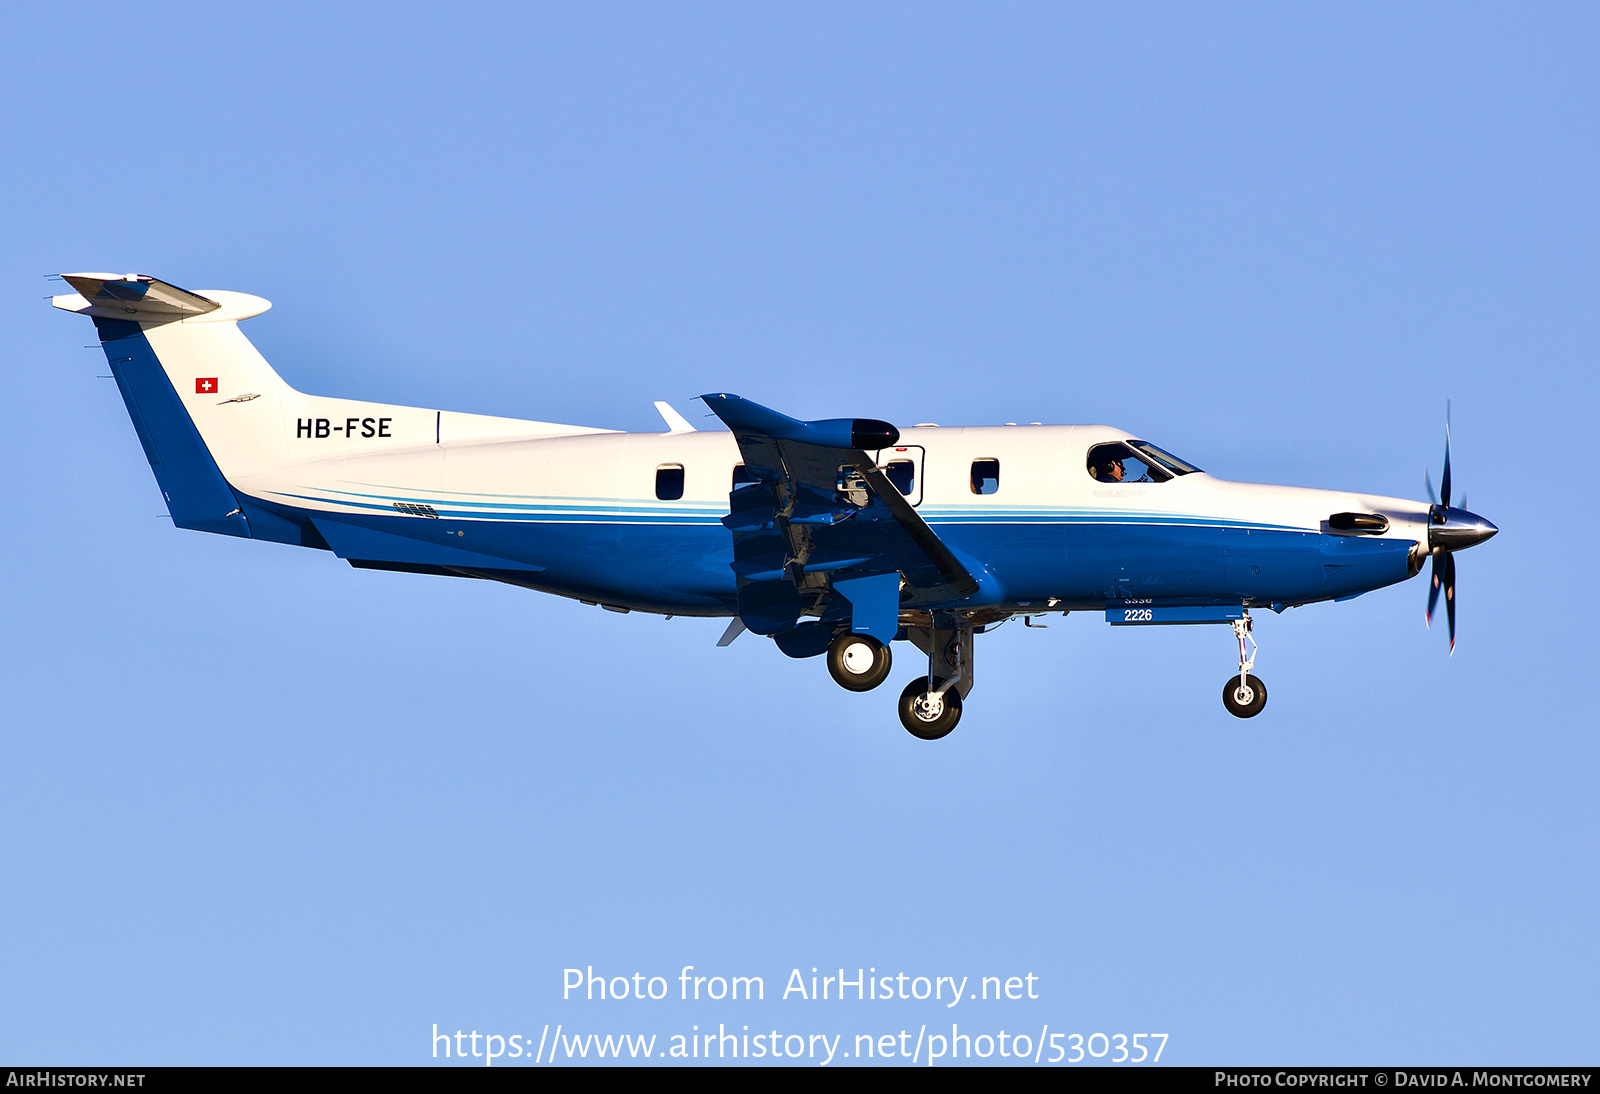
[1128,440,1201,476]
[1086,440,1204,484]
[1087,442,1170,483]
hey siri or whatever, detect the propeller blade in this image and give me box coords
[1443,549,1457,653]
[1427,552,1442,627]
[1425,467,1437,506]
[1440,401,1452,510]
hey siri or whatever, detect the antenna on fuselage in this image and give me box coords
[655,401,696,434]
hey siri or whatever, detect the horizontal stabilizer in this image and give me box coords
[53,273,226,325]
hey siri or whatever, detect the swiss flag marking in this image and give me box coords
[195,378,217,394]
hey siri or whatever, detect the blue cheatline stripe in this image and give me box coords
[304,485,724,518]
[265,485,1315,534]
[266,490,725,524]
[928,515,1299,531]
[339,480,666,505]
[272,481,1310,532]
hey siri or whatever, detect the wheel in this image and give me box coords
[1222,674,1268,718]
[898,677,963,739]
[827,633,892,692]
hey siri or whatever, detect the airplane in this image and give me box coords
[52,272,1498,739]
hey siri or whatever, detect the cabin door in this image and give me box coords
[875,444,925,507]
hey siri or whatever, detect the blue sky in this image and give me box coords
[1,2,1595,1065]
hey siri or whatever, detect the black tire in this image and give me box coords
[1222,674,1268,718]
[827,633,892,692]
[898,677,962,739]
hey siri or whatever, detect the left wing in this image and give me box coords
[701,393,978,640]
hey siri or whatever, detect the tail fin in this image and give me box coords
[55,274,275,538]
[55,272,610,547]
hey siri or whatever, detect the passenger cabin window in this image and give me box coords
[971,458,1000,495]
[655,464,685,500]
[732,463,758,489]
[1086,443,1170,484]
[884,460,915,496]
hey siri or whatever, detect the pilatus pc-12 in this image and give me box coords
[54,273,1497,739]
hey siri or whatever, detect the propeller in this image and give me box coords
[1422,401,1496,653]
[1426,546,1456,650]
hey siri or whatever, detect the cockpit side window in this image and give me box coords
[1086,442,1171,484]
[1128,440,1201,476]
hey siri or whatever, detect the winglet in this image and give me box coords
[654,401,696,433]
[699,393,899,450]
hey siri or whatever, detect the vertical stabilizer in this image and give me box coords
[55,275,266,538]
[54,272,612,546]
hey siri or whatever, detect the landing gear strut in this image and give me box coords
[898,612,973,739]
[1222,612,1267,718]
[827,632,892,692]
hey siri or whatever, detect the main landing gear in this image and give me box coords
[898,678,961,740]
[821,618,973,739]
[1222,612,1267,718]
[826,632,893,692]
[896,613,973,740]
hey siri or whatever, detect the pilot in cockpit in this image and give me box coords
[1088,440,1193,485]
[1093,457,1126,483]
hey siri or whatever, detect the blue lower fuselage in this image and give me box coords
[255,497,1418,617]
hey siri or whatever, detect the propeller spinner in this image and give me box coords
[1423,402,1498,652]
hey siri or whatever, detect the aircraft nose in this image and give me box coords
[1429,508,1498,552]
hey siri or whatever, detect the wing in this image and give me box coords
[701,393,978,640]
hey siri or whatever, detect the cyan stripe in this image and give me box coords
[269,486,1314,534]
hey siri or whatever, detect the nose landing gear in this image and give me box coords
[1222,612,1267,718]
